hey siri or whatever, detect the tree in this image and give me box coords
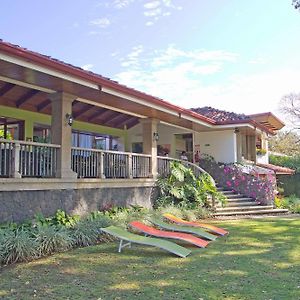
[293,0,300,9]
[280,93,300,129]
[269,131,300,156]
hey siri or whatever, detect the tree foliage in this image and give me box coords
[293,0,300,10]
[280,93,300,129]
[269,131,300,156]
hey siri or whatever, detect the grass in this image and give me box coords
[0,217,299,300]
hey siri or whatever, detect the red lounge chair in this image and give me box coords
[129,221,210,248]
[163,213,229,236]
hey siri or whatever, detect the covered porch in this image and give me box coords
[0,42,216,186]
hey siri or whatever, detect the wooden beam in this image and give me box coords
[105,113,130,126]
[37,99,51,112]
[126,118,139,129]
[73,103,94,118]
[16,90,39,107]
[101,111,121,125]
[118,116,138,128]
[0,83,15,97]
[87,108,108,122]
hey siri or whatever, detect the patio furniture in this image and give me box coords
[149,218,217,241]
[101,226,191,258]
[163,213,229,236]
[129,221,210,248]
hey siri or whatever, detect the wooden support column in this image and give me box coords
[235,130,242,163]
[141,118,159,179]
[50,92,77,178]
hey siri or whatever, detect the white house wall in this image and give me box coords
[127,123,190,157]
[194,130,237,163]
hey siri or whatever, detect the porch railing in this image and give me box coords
[0,139,60,178]
[71,147,152,179]
[157,156,215,182]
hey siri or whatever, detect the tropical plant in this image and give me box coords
[155,161,225,208]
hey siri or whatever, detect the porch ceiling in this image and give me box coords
[0,58,208,132]
[0,79,139,129]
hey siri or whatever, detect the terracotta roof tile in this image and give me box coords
[190,106,250,123]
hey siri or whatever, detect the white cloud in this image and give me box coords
[144,1,160,9]
[144,8,162,17]
[113,0,135,9]
[143,0,182,25]
[114,45,300,121]
[248,57,267,65]
[81,64,94,71]
[90,18,111,28]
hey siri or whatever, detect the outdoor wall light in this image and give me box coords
[66,113,74,126]
[234,128,240,134]
[153,132,159,141]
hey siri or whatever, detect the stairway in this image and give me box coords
[214,187,289,217]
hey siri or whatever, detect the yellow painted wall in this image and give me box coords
[0,105,125,140]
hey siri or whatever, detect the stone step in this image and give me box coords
[214,208,289,216]
[226,197,254,202]
[216,205,273,212]
[225,194,252,199]
[220,190,236,194]
[226,201,257,207]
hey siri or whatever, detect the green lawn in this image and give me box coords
[0,217,299,300]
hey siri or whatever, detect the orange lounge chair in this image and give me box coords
[163,213,229,236]
[129,221,210,248]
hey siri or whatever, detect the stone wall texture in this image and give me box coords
[0,186,156,223]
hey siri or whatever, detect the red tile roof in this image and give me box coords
[0,39,279,135]
[257,163,295,175]
[191,106,250,123]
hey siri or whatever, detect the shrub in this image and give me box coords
[52,210,80,228]
[200,157,276,205]
[1,228,38,265]
[274,194,300,213]
[34,225,74,256]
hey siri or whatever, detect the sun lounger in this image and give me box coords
[101,226,191,258]
[163,213,229,236]
[149,218,217,241]
[129,221,210,248]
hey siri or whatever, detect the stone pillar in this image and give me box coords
[50,92,77,178]
[141,118,159,179]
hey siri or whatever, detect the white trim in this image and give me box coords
[180,113,214,128]
[102,87,180,117]
[0,75,55,93]
[0,52,100,90]
[77,97,147,119]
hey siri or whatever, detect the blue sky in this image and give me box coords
[1,0,300,118]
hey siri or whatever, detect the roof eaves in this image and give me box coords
[0,40,216,127]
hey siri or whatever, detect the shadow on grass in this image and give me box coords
[0,218,299,300]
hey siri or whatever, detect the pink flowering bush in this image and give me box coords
[199,155,276,205]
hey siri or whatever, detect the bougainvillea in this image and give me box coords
[199,155,276,205]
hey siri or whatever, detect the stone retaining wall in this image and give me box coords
[0,186,156,223]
